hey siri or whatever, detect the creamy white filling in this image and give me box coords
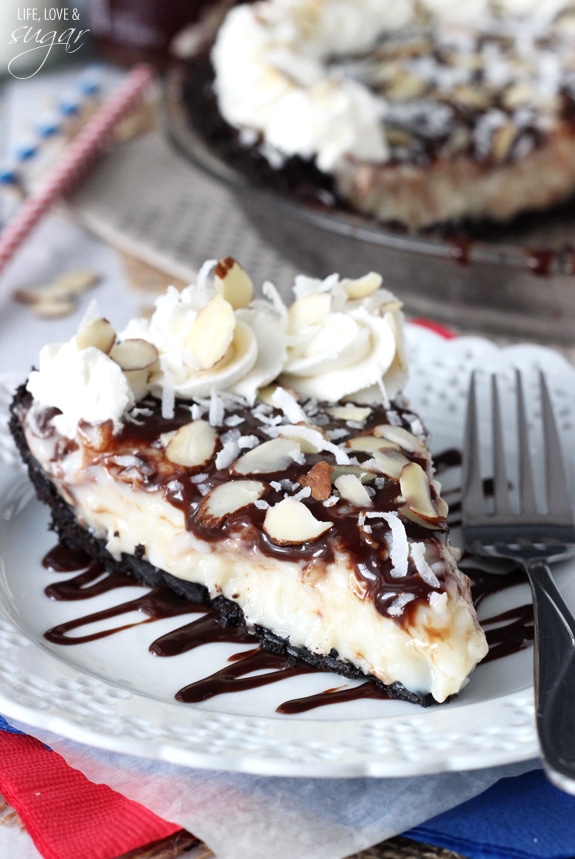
[25,424,488,704]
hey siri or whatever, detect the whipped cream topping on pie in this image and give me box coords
[210,0,575,227]
[13,258,488,704]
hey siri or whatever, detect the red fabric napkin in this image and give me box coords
[0,716,193,859]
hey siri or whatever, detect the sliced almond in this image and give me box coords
[386,69,427,101]
[197,479,266,527]
[366,448,410,479]
[233,437,302,475]
[184,294,236,370]
[164,419,218,468]
[399,461,446,527]
[257,384,280,407]
[331,464,375,483]
[373,424,429,458]
[341,272,382,300]
[326,405,372,422]
[76,317,117,353]
[110,338,159,371]
[287,292,331,332]
[124,368,151,400]
[490,123,516,164]
[263,497,332,544]
[54,269,100,294]
[12,286,47,304]
[31,298,76,318]
[334,473,372,507]
[347,435,399,453]
[214,257,254,309]
[278,424,329,454]
[502,83,535,109]
[298,461,333,501]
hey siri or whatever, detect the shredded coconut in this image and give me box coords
[365,510,409,577]
[160,360,175,420]
[387,593,416,617]
[209,390,225,426]
[271,386,308,423]
[410,542,441,588]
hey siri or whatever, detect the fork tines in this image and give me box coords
[462,369,573,528]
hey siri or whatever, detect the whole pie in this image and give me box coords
[207,0,575,229]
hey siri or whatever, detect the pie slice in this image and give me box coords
[9,257,488,705]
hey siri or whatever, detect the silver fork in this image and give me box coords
[462,369,575,793]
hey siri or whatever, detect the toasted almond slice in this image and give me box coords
[399,461,446,526]
[197,479,266,527]
[287,292,331,333]
[341,272,382,300]
[214,257,254,309]
[298,461,333,501]
[12,286,47,304]
[257,384,280,407]
[32,298,76,318]
[54,269,100,293]
[184,294,236,370]
[334,474,372,507]
[277,423,329,454]
[347,435,399,453]
[330,464,375,483]
[233,437,302,475]
[164,419,218,468]
[326,405,372,423]
[124,368,151,400]
[374,424,429,458]
[76,317,117,353]
[366,448,410,479]
[110,338,159,371]
[263,497,332,544]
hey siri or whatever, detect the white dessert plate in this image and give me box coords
[1,325,575,778]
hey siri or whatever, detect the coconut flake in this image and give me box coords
[209,390,225,427]
[160,359,175,420]
[215,437,240,470]
[238,434,260,449]
[323,494,339,507]
[411,542,441,588]
[387,593,416,617]
[271,386,307,423]
[191,403,206,420]
[277,423,351,465]
[291,485,312,502]
[195,258,217,292]
[225,414,245,427]
[365,511,409,577]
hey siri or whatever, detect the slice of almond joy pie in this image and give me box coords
[10,257,488,706]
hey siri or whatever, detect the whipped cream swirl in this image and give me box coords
[26,259,407,435]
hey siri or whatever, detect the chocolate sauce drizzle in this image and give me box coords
[41,452,534,715]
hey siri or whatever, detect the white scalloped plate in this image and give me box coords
[1,326,575,777]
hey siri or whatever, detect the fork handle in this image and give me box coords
[526,559,575,794]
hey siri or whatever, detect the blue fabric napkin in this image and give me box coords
[406,768,575,859]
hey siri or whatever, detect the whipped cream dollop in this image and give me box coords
[212,0,575,172]
[27,340,135,438]
[26,259,407,436]
[280,271,408,403]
